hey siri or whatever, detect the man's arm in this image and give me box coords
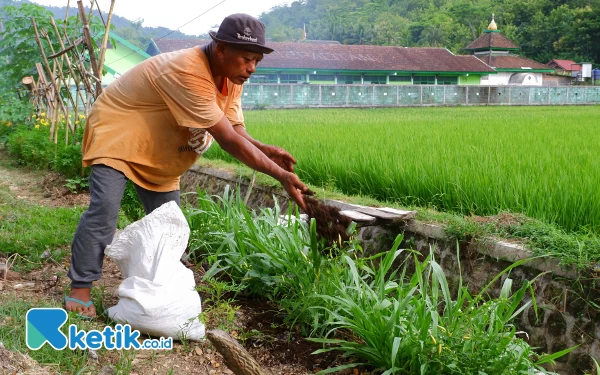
[206,116,308,210]
[233,125,296,172]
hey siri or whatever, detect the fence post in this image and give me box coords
[259,85,263,105]
[346,85,349,106]
[420,86,423,105]
[372,86,376,106]
[508,86,511,104]
[319,85,322,106]
[465,87,469,105]
[584,87,587,104]
[487,86,491,105]
[290,84,293,106]
[566,87,570,104]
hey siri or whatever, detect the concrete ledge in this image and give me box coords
[183,165,581,281]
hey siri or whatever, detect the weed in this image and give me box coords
[65,176,89,194]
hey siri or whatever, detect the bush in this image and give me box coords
[5,120,89,180]
[186,188,574,374]
[6,126,54,168]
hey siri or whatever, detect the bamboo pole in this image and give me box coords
[42,29,76,132]
[93,0,106,28]
[62,0,70,37]
[77,0,102,95]
[98,0,116,75]
[31,17,72,134]
[50,17,87,129]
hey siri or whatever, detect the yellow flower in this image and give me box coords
[31,115,37,119]
[34,125,40,129]
[68,114,72,118]
[78,114,86,119]
[463,334,471,340]
[6,121,12,127]
[75,120,80,125]
[438,343,443,354]
[40,112,46,117]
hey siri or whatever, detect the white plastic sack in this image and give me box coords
[105,201,205,341]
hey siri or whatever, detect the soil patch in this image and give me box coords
[303,195,353,246]
[0,152,353,374]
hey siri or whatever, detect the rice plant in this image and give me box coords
[204,106,600,234]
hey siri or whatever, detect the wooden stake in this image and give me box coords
[98,0,116,75]
[42,29,76,131]
[77,0,102,95]
[50,18,87,120]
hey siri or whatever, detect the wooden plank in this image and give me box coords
[378,207,417,220]
[325,199,364,211]
[354,206,402,221]
[339,210,376,224]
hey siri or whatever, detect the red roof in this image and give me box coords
[476,55,550,70]
[546,59,581,71]
[465,32,519,50]
[261,43,495,72]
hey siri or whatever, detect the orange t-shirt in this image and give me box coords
[82,46,244,192]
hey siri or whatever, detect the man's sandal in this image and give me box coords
[64,296,95,320]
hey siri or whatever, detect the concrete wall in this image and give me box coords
[181,165,600,375]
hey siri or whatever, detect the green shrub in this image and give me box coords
[6,126,54,168]
[185,188,574,374]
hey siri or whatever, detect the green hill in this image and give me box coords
[259,0,600,64]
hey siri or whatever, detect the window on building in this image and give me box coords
[437,76,458,85]
[338,75,362,84]
[249,74,277,83]
[309,74,335,82]
[389,75,412,83]
[364,75,386,84]
[280,74,307,83]
[413,76,436,85]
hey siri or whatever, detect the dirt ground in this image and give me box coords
[0,151,353,375]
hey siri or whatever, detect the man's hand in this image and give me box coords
[278,171,311,211]
[261,145,296,172]
[208,117,311,211]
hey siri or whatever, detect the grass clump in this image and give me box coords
[0,188,83,270]
[186,188,572,374]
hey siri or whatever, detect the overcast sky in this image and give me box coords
[29,0,290,35]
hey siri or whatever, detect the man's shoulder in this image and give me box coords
[152,47,209,76]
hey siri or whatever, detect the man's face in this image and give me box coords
[219,43,264,85]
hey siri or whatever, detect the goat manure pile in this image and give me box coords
[302,195,352,246]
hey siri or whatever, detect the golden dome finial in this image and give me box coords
[488,13,498,31]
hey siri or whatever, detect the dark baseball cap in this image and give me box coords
[209,13,274,54]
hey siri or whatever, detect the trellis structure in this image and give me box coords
[22,0,115,144]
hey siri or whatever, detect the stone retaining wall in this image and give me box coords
[181,165,600,375]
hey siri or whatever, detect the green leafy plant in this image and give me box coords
[185,188,575,374]
[308,241,576,374]
[65,176,89,194]
[120,181,145,223]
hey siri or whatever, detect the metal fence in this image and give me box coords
[241,84,600,108]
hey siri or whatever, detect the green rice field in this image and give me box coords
[204,106,600,233]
